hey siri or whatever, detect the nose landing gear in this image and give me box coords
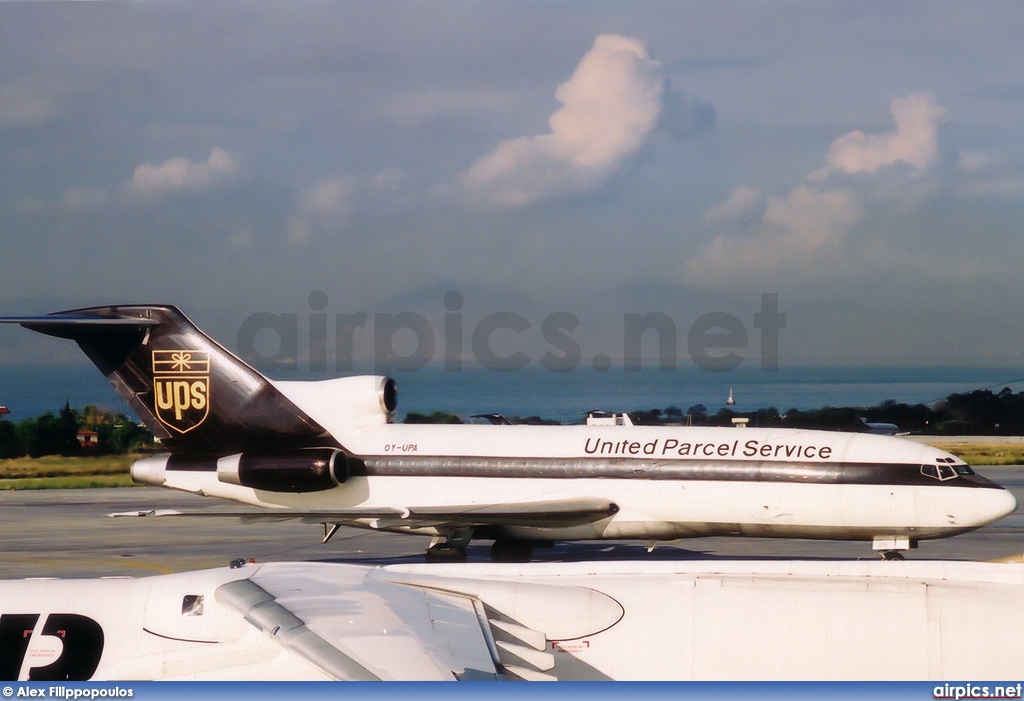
[873,535,916,561]
[425,528,473,562]
[879,550,905,561]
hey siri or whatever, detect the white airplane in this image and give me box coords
[0,305,1015,560]
[5,557,1024,680]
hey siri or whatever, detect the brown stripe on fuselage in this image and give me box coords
[160,452,1002,490]
[354,455,1002,489]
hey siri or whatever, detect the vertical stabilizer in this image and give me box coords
[0,305,335,454]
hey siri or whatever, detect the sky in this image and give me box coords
[3,1,1024,372]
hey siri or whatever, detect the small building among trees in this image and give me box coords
[77,429,100,447]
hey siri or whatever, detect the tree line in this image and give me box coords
[404,388,1024,434]
[631,387,1024,435]
[6,386,1024,458]
[0,403,152,459]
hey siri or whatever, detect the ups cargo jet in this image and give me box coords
[0,305,1015,560]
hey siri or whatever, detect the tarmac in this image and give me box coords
[1,465,1022,579]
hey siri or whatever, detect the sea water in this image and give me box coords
[2,363,1024,424]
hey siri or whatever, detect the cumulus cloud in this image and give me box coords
[124,147,239,199]
[954,150,1024,199]
[288,176,358,243]
[684,93,954,289]
[288,168,405,243]
[685,187,861,285]
[454,34,666,208]
[700,186,763,226]
[61,186,108,211]
[762,186,862,252]
[818,93,945,177]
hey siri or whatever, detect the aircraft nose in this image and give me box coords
[981,486,1017,526]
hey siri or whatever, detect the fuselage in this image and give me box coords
[134,422,1017,547]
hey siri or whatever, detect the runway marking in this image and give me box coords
[3,555,174,575]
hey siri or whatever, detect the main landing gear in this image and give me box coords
[425,528,472,562]
[489,539,534,563]
[424,531,546,563]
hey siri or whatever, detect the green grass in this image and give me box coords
[927,443,1024,466]
[0,473,137,490]
[0,454,142,490]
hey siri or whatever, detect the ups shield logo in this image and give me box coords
[152,350,211,434]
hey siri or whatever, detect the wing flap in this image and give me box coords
[218,563,503,680]
[406,497,619,527]
[108,508,406,521]
[214,579,381,681]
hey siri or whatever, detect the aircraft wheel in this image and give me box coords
[490,540,534,563]
[425,544,468,562]
[880,550,905,561]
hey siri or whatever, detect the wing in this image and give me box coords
[110,497,619,531]
[214,562,557,680]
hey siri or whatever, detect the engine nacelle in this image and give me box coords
[271,375,398,430]
[216,448,348,493]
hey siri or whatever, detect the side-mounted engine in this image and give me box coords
[216,448,352,492]
[131,447,364,493]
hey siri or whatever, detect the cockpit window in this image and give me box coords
[921,464,958,481]
[953,464,975,476]
[182,594,204,616]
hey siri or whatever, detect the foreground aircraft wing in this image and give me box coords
[213,562,508,680]
[110,497,619,530]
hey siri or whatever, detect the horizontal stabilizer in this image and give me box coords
[0,313,160,329]
[107,497,618,529]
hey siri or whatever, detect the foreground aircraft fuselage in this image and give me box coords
[1,305,1015,558]
[6,558,1024,680]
